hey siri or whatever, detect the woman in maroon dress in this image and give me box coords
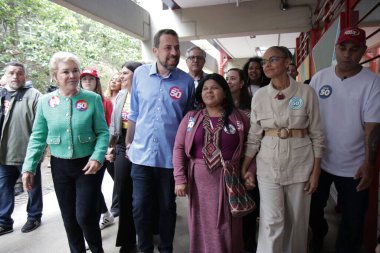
[173,73,252,253]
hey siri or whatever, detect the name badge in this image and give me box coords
[187,117,195,132]
[169,86,183,100]
[48,96,60,108]
[288,96,304,110]
[318,85,332,99]
[75,100,88,111]
[224,124,237,134]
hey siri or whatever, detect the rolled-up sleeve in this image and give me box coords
[307,88,324,158]
[245,94,264,158]
[128,73,139,122]
[173,113,190,185]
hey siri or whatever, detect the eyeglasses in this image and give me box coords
[262,56,286,66]
[187,56,205,61]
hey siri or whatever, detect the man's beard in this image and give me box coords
[8,82,24,90]
[159,57,179,71]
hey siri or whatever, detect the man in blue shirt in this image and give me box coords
[126,29,195,253]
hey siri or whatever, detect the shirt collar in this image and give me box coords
[149,62,176,79]
[267,76,298,99]
[189,71,206,81]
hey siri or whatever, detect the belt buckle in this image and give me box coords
[277,128,290,139]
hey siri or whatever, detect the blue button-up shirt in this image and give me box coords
[128,63,195,168]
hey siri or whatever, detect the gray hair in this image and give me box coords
[186,46,206,59]
[4,62,26,75]
[49,52,80,77]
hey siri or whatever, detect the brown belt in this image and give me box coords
[265,128,308,139]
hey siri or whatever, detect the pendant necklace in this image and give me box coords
[275,93,285,100]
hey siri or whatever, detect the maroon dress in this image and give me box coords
[174,110,250,253]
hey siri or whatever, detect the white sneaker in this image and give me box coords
[99,211,114,230]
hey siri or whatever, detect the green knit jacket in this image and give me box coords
[22,89,109,174]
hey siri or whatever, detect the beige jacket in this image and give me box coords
[245,78,324,185]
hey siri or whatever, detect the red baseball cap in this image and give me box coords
[80,68,99,78]
[336,27,366,47]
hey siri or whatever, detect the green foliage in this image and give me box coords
[0,0,141,92]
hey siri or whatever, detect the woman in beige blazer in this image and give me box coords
[241,46,324,253]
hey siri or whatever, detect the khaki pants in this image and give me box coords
[257,178,310,253]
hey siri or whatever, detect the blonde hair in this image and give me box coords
[49,52,80,77]
[104,72,121,99]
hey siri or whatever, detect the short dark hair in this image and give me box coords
[121,61,143,72]
[153,29,178,48]
[4,62,26,74]
[195,73,234,130]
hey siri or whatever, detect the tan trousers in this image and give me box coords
[257,178,311,253]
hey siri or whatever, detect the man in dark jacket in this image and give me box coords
[0,62,43,236]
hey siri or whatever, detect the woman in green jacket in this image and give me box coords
[22,52,109,253]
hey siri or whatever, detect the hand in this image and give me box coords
[175,184,188,197]
[304,169,320,194]
[375,244,380,253]
[105,147,115,162]
[22,172,34,192]
[354,162,374,191]
[83,160,101,175]
[243,171,256,190]
[125,143,131,159]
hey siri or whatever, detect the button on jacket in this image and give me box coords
[22,89,109,174]
[245,78,324,185]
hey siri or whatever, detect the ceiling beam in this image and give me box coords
[162,0,181,9]
[51,0,151,41]
[152,0,313,41]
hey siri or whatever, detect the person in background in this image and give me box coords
[105,73,122,105]
[226,67,258,253]
[100,72,121,218]
[309,27,380,253]
[107,60,142,252]
[125,29,195,253]
[103,73,122,219]
[186,46,207,88]
[22,52,109,253]
[0,75,6,87]
[288,62,299,80]
[241,46,324,253]
[46,83,58,93]
[80,68,115,230]
[243,57,270,98]
[0,62,43,236]
[174,73,250,253]
[226,68,251,112]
